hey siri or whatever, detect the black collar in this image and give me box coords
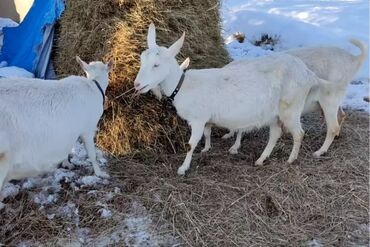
[168,69,187,102]
[93,79,105,106]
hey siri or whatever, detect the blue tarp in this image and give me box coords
[0,0,64,74]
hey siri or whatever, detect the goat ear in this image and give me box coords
[147,23,157,49]
[76,56,88,71]
[167,32,185,57]
[107,59,114,71]
[180,57,190,70]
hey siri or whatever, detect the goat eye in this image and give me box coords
[153,64,160,68]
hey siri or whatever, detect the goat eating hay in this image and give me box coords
[54,0,230,155]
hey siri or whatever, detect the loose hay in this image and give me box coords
[110,111,370,246]
[0,111,369,245]
[54,0,230,155]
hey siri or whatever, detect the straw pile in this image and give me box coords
[54,0,230,155]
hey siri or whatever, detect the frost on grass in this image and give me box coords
[82,201,179,247]
[49,201,179,247]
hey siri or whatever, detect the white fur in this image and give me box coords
[150,58,190,100]
[135,24,322,175]
[0,57,112,205]
[223,40,368,156]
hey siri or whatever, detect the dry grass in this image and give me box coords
[111,110,369,246]
[53,0,230,155]
[1,110,368,246]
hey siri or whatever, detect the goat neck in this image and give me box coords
[160,62,184,98]
[86,74,109,92]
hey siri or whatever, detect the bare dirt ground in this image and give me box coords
[1,110,369,246]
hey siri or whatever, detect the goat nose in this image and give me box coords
[134,81,141,88]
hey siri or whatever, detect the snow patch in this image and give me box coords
[343,81,369,113]
[83,202,179,247]
[0,182,20,200]
[33,192,58,206]
[222,0,369,113]
[78,175,108,187]
[307,239,323,247]
[99,208,113,218]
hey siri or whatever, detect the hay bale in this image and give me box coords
[54,0,230,155]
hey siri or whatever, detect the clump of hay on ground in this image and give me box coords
[54,0,230,155]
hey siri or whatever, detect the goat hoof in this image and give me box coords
[177,167,187,175]
[313,151,323,158]
[228,148,238,154]
[201,147,210,153]
[0,202,5,210]
[254,159,264,166]
[96,171,110,179]
[287,157,297,164]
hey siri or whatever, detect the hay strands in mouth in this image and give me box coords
[114,87,136,100]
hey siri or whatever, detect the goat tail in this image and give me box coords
[350,39,368,64]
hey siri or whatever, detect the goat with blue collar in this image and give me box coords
[0,56,112,208]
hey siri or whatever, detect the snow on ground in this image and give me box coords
[3,142,178,246]
[343,81,369,112]
[83,201,179,247]
[1,1,369,245]
[222,0,369,112]
[15,200,179,246]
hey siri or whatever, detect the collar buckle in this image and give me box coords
[168,69,187,102]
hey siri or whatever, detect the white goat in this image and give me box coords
[220,40,368,156]
[0,57,112,206]
[135,23,325,175]
[150,58,190,100]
